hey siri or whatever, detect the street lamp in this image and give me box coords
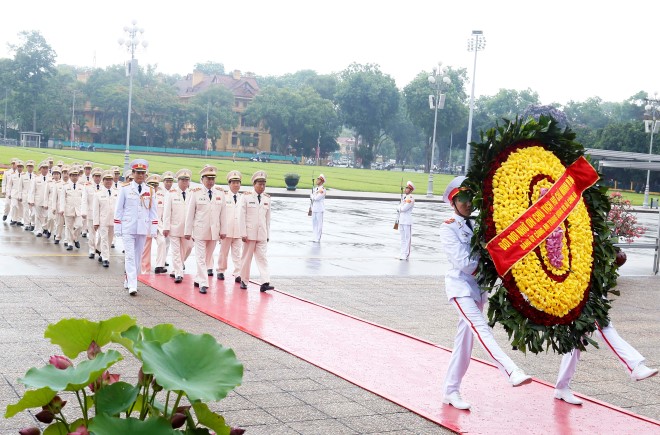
[427,62,451,198]
[118,20,148,177]
[643,93,659,208]
[70,90,76,148]
[464,30,486,174]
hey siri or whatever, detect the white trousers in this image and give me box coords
[3,197,9,216]
[123,234,147,289]
[86,218,98,253]
[64,215,82,243]
[217,237,242,275]
[98,226,114,262]
[399,224,412,259]
[54,213,65,241]
[240,240,270,284]
[444,296,519,396]
[156,234,169,269]
[555,322,645,390]
[312,212,324,242]
[34,206,48,233]
[170,236,193,278]
[10,198,23,223]
[23,203,34,226]
[194,239,216,285]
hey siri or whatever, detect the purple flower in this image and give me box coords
[35,409,54,424]
[170,412,186,429]
[49,355,73,370]
[46,396,67,413]
[68,426,89,435]
[19,428,40,435]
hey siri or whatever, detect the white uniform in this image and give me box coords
[93,186,118,264]
[397,193,414,260]
[2,168,16,218]
[114,181,158,291]
[217,190,243,277]
[311,184,326,242]
[82,182,101,255]
[184,186,224,286]
[163,186,192,278]
[141,186,168,273]
[29,174,51,235]
[21,171,35,228]
[439,213,522,396]
[46,178,60,235]
[239,191,271,284]
[59,181,83,245]
[8,171,23,224]
[53,179,69,242]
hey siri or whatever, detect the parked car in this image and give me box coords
[79,144,95,151]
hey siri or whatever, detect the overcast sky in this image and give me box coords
[2,1,659,105]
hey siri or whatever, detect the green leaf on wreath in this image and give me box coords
[96,381,140,416]
[19,350,122,391]
[192,402,231,435]
[4,386,57,417]
[89,414,178,435]
[45,315,136,358]
[137,333,243,402]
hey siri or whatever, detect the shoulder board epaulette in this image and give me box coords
[444,218,455,224]
[190,187,201,192]
[121,181,131,186]
[213,186,225,192]
[169,188,177,193]
[263,193,271,198]
[244,191,253,195]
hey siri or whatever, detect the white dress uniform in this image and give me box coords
[311,178,326,242]
[397,185,415,260]
[21,169,35,228]
[184,181,224,288]
[2,167,16,218]
[217,189,243,278]
[59,179,84,247]
[141,184,168,274]
[28,170,51,236]
[239,181,271,287]
[114,173,158,294]
[8,168,24,224]
[46,175,61,237]
[93,181,118,266]
[163,184,193,280]
[82,176,102,256]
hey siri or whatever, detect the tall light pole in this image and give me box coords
[70,90,76,148]
[427,62,451,198]
[118,20,148,177]
[643,93,659,208]
[3,89,7,140]
[464,30,486,174]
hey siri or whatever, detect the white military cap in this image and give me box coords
[69,166,81,175]
[91,167,103,176]
[406,180,415,191]
[227,170,242,182]
[38,161,49,169]
[25,160,35,166]
[200,165,218,178]
[317,173,326,182]
[51,166,62,174]
[130,159,149,172]
[111,166,121,174]
[251,170,267,184]
[102,169,114,179]
[443,176,468,203]
[83,161,93,169]
[175,169,192,179]
[162,171,175,181]
[146,174,161,185]
[16,160,24,166]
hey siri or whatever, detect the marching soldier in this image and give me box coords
[80,162,93,237]
[8,160,25,226]
[397,181,415,260]
[82,167,103,259]
[93,170,119,268]
[163,169,192,283]
[310,174,326,242]
[53,165,70,245]
[47,157,54,174]
[21,160,36,231]
[184,165,225,294]
[239,171,274,292]
[114,159,158,295]
[217,170,243,282]
[140,174,164,274]
[2,158,18,221]
[59,166,84,251]
[45,166,62,239]
[112,166,121,189]
[29,161,52,237]
[157,171,175,273]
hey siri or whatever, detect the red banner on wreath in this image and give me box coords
[486,156,599,276]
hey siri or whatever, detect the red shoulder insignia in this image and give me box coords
[444,218,455,224]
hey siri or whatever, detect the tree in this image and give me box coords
[9,30,57,132]
[84,65,132,144]
[336,63,400,167]
[384,99,424,165]
[189,86,237,149]
[193,61,225,76]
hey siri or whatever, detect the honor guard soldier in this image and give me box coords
[82,167,103,258]
[310,174,326,242]
[140,174,165,274]
[239,171,273,292]
[21,160,36,230]
[47,157,54,174]
[93,170,119,268]
[8,160,25,226]
[29,161,52,237]
[184,166,225,294]
[114,159,158,295]
[112,167,121,188]
[163,169,192,283]
[217,170,243,282]
[45,166,62,239]
[53,165,70,245]
[397,180,415,260]
[2,158,18,221]
[59,166,84,251]
[80,161,93,237]
[439,176,532,411]
[158,171,175,272]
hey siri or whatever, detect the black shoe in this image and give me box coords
[24,225,30,231]
[217,273,224,280]
[81,233,87,238]
[36,233,42,237]
[169,273,175,278]
[64,242,68,247]
[45,231,51,239]
[9,221,16,226]
[2,215,6,221]
[17,222,23,226]
[111,244,115,248]
[194,282,199,288]
[54,239,60,245]
[174,276,183,283]
[66,245,73,251]
[199,286,208,294]
[154,267,167,274]
[260,282,274,292]
[240,281,248,289]
[207,269,213,276]
[102,260,109,267]
[89,253,95,259]
[74,241,80,249]
[165,262,169,266]
[98,256,103,263]
[96,249,101,255]
[235,276,241,283]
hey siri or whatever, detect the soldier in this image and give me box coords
[184,165,225,294]
[140,174,164,274]
[397,180,415,260]
[53,166,70,245]
[45,166,62,239]
[8,160,25,226]
[2,158,18,221]
[59,166,84,251]
[310,174,326,242]
[239,171,274,292]
[80,161,93,237]
[110,166,121,247]
[21,160,36,231]
[82,167,103,259]
[47,157,54,174]
[217,170,243,282]
[29,161,52,237]
[114,159,158,296]
[157,171,175,272]
[93,170,119,268]
[163,169,193,283]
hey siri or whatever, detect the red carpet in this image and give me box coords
[139,274,660,434]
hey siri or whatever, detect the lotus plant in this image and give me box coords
[5,315,245,434]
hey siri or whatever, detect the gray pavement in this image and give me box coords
[0,194,659,434]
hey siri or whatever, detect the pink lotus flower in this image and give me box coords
[87,341,101,360]
[49,355,73,370]
[88,371,120,393]
[19,428,40,435]
[170,412,186,429]
[68,425,89,435]
[46,395,67,413]
[35,409,54,424]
